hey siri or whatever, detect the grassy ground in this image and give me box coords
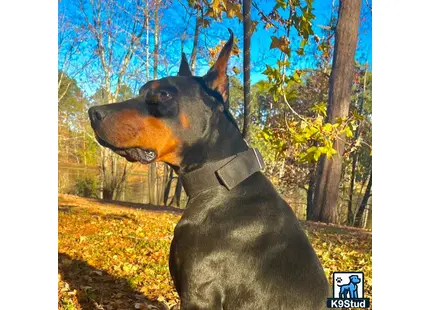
[58,194,372,310]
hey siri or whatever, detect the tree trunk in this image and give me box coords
[145,0,150,81]
[347,158,357,225]
[364,207,372,229]
[306,168,316,220]
[354,172,372,227]
[347,66,368,225]
[190,10,202,75]
[163,168,175,206]
[148,163,158,205]
[157,164,169,205]
[146,0,162,205]
[153,0,160,79]
[310,0,362,223]
[169,178,183,208]
[242,0,252,141]
[103,188,114,200]
[111,155,118,199]
[99,165,104,199]
[113,160,128,200]
[100,148,107,200]
[102,151,114,200]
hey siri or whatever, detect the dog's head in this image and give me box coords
[349,275,361,284]
[88,29,237,168]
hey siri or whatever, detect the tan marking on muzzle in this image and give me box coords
[98,110,181,165]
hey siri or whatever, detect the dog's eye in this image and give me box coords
[158,90,171,101]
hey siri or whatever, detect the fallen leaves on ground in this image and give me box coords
[58,194,372,309]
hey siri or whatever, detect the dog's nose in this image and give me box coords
[88,106,108,123]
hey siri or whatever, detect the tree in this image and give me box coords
[147,0,161,205]
[65,0,150,200]
[58,0,372,214]
[90,85,135,199]
[146,0,176,206]
[354,171,372,227]
[189,5,203,74]
[347,64,371,225]
[242,0,252,141]
[58,71,97,165]
[310,0,362,223]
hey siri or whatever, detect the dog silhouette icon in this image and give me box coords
[338,275,361,298]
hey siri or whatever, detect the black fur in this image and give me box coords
[170,172,329,309]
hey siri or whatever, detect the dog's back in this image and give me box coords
[170,172,329,309]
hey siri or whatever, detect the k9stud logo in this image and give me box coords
[327,272,370,308]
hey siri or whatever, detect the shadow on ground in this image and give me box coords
[92,198,184,214]
[59,253,171,310]
[59,194,184,215]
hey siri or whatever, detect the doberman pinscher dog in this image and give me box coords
[88,29,329,310]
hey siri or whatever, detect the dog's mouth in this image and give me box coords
[95,135,157,164]
[114,147,157,164]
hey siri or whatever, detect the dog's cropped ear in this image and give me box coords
[178,53,192,76]
[203,29,234,105]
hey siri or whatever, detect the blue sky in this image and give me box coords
[248,0,372,81]
[59,0,372,96]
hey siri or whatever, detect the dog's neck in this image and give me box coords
[175,111,248,174]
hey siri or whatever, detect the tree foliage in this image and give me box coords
[58,0,372,223]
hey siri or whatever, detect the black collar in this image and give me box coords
[180,148,265,197]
